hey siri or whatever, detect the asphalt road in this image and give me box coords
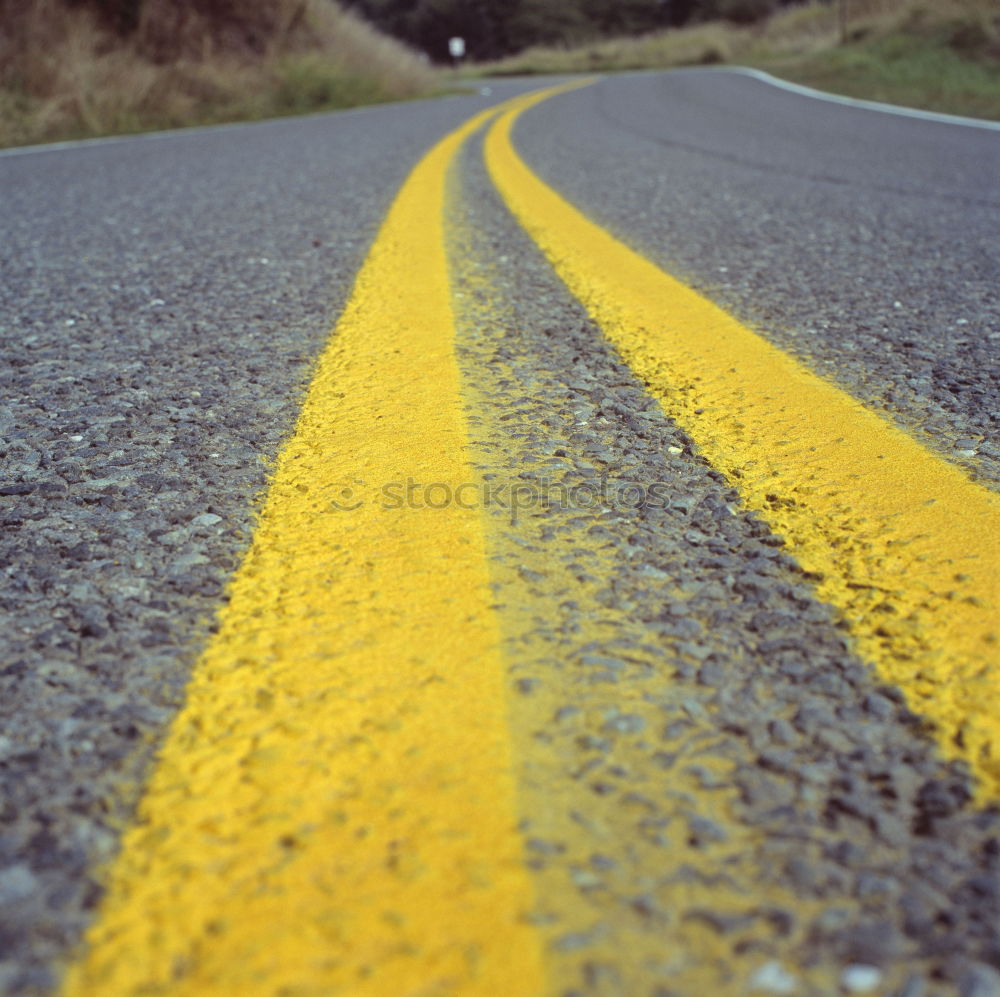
[1,70,998,996]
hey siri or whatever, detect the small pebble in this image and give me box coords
[841,964,882,993]
[191,512,223,527]
[0,864,39,906]
[960,964,1000,997]
[603,713,645,734]
[749,960,798,994]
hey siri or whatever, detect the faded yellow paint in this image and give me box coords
[60,95,579,997]
[444,190,847,996]
[484,91,1000,797]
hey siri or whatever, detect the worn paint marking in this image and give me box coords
[60,92,581,997]
[444,179,843,995]
[484,89,1000,797]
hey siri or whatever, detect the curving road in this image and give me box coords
[1,69,998,996]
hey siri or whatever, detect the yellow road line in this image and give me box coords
[443,196,842,995]
[60,93,583,997]
[484,90,1000,797]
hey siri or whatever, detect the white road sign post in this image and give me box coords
[448,36,466,68]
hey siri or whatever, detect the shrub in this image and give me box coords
[0,0,434,148]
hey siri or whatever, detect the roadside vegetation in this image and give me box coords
[1,0,996,148]
[473,0,1000,121]
[0,0,435,148]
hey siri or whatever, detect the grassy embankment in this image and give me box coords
[474,0,1000,121]
[0,0,435,148]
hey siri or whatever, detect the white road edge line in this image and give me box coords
[706,66,1000,132]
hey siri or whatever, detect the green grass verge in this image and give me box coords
[752,26,1000,119]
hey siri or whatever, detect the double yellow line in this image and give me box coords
[63,82,1000,996]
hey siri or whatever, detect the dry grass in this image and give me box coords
[476,22,746,75]
[753,0,1000,119]
[0,0,436,148]
[472,0,1000,119]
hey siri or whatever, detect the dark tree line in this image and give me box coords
[340,0,807,61]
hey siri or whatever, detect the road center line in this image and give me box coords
[484,89,1000,798]
[60,90,576,997]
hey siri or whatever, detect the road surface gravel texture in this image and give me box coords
[1,69,998,996]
